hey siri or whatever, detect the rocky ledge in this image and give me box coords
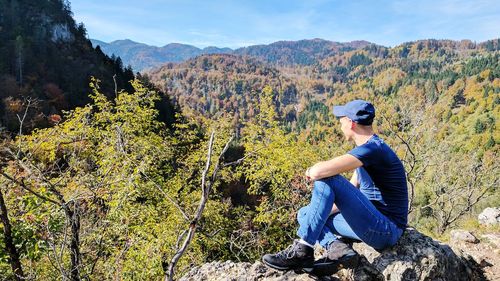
[181,228,494,281]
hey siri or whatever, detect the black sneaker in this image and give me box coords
[262,239,314,272]
[312,239,359,276]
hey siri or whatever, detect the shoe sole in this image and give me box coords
[261,257,313,273]
[310,254,359,277]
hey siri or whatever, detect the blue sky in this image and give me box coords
[70,0,500,48]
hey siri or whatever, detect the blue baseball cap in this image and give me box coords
[332,100,375,125]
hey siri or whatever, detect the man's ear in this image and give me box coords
[350,120,356,129]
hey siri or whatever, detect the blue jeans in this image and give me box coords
[297,175,403,250]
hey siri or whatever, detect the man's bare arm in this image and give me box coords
[306,154,363,181]
[350,169,359,187]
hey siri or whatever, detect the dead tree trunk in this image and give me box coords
[1,169,82,280]
[64,201,81,281]
[0,188,25,280]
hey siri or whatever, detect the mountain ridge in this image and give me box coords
[92,37,499,72]
[91,38,377,71]
[91,39,233,71]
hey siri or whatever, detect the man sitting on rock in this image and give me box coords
[262,100,408,274]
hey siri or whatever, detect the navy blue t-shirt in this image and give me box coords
[348,135,408,228]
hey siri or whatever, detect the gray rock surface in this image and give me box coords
[450,233,500,281]
[478,207,500,226]
[179,260,305,281]
[352,228,485,281]
[51,23,74,43]
[450,229,479,244]
[481,233,500,249]
[180,229,486,281]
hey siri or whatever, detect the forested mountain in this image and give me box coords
[148,39,499,136]
[146,54,298,130]
[91,39,233,71]
[233,38,372,65]
[91,38,372,72]
[0,0,136,133]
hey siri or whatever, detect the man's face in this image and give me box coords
[339,117,353,141]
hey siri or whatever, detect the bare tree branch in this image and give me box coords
[16,98,32,139]
[0,172,60,205]
[164,132,237,281]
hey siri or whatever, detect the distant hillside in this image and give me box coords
[233,38,372,65]
[146,39,499,143]
[0,0,135,133]
[91,38,373,72]
[146,54,296,126]
[91,39,232,71]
